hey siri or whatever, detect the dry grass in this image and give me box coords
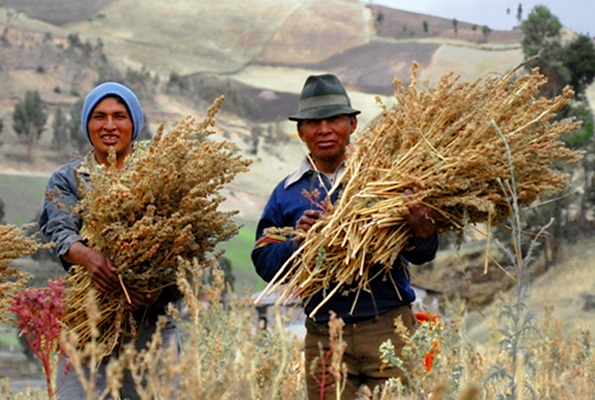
[0,224,52,324]
[0,255,594,399]
[58,259,306,400]
[60,97,252,358]
[259,64,583,318]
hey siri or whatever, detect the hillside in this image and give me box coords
[0,0,535,221]
[1,0,595,343]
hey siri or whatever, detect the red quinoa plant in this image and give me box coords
[11,278,66,400]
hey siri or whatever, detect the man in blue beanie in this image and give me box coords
[251,74,438,398]
[39,82,180,399]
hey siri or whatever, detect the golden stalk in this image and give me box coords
[61,98,251,357]
[259,64,584,317]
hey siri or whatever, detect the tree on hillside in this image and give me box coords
[522,6,562,74]
[481,25,492,41]
[517,3,523,27]
[563,35,595,100]
[423,20,429,34]
[12,90,48,160]
[521,5,595,264]
[69,98,89,155]
[375,11,384,29]
[522,6,595,100]
[0,118,3,146]
[1,27,9,46]
[67,33,82,49]
[452,19,458,35]
[51,108,69,156]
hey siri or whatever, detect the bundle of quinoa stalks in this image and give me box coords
[62,97,251,357]
[0,224,52,323]
[259,64,584,317]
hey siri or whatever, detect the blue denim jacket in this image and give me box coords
[38,153,93,270]
[38,152,182,309]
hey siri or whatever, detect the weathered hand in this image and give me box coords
[404,187,436,239]
[66,242,120,292]
[127,288,162,311]
[296,210,320,233]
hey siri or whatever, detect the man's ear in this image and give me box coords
[297,122,305,141]
[349,115,358,134]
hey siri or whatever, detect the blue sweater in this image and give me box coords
[251,163,438,323]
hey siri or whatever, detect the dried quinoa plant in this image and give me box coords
[260,64,584,317]
[61,97,252,357]
[0,224,52,324]
[60,258,306,400]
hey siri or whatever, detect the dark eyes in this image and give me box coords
[304,116,343,126]
[91,113,129,120]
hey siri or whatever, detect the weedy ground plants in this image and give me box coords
[57,259,306,400]
[2,254,595,399]
[0,224,53,325]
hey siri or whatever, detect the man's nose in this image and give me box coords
[318,119,332,134]
[105,116,116,130]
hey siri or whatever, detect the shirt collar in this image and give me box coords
[284,156,345,189]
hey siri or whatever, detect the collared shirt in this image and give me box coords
[284,157,345,189]
[38,153,94,269]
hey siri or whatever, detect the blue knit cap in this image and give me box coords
[81,82,144,143]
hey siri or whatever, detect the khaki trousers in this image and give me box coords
[305,305,417,400]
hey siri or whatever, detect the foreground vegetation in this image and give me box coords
[1,250,594,399]
[3,158,595,399]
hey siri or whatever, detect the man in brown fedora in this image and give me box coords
[251,73,438,398]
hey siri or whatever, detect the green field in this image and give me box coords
[0,174,48,225]
[216,219,264,292]
[0,173,264,293]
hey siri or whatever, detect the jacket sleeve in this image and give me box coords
[251,190,298,283]
[38,168,84,271]
[401,231,439,265]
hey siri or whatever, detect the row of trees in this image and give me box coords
[7,90,158,161]
[7,92,90,160]
[7,72,156,161]
[520,6,595,264]
[420,18,492,40]
[166,72,261,121]
[0,30,158,160]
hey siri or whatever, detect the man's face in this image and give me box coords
[297,114,357,170]
[87,96,134,161]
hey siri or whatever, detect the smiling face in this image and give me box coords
[87,96,134,168]
[297,114,357,173]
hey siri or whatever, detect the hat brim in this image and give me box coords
[288,105,360,121]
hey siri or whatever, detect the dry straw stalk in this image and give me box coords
[62,97,251,357]
[260,64,584,317]
[0,224,52,324]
